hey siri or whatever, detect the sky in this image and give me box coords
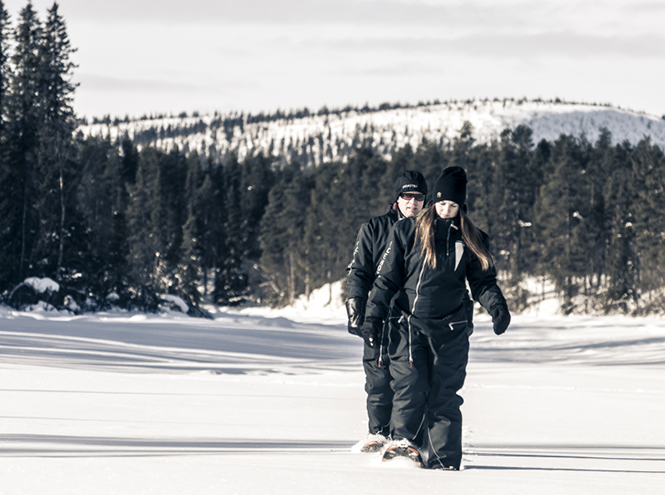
[4,0,665,120]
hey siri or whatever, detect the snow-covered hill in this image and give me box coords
[79,99,665,164]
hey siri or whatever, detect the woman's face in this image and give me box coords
[435,200,460,219]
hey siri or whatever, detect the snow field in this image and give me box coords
[1,304,665,494]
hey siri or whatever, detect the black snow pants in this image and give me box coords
[389,306,470,469]
[363,314,399,436]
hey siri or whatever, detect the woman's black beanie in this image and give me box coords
[433,166,467,206]
[394,170,428,202]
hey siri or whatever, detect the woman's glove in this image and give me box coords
[360,317,383,348]
[490,305,511,335]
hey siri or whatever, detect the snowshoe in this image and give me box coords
[351,433,390,454]
[352,433,389,453]
[381,439,423,466]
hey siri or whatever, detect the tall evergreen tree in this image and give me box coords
[1,3,42,285]
[603,141,638,313]
[178,152,204,305]
[33,1,78,280]
[488,126,539,309]
[259,164,312,305]
[534,135,588,311]
[0,1,11,292]
[214,153,247,304]
[240,153,274,260]
[195,163,224,298]
[0,0,9,141]
[629,138,665,312]
[152,148,187,292]
[126,147,161,308]
[75,137,120,301]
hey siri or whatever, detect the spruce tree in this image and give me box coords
[178,152,204,305]
[534,135,588,311]
[603,141,637,313]
[33,1,78,281]
[488,126,538,309]
[0,0,11,292]
[0,0,9,141]
[2,2,42,285]
[126,147,161,308]
[214,153,247,304]
[240,153,274,261]
[75,137,118,302]
[259,164,312,305]
[630,138,665,312]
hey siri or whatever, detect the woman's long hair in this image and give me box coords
[415,205,493,270]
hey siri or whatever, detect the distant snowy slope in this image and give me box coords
[79,100,665,164]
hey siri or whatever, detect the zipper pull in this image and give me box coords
[409,360,413,369]
[378,358,382,368]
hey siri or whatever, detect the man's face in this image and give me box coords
[397,191,425,217]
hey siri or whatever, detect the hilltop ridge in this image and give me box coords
[79,99,665,166]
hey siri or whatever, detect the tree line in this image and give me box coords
[259,124,665,315]
[2,2,665,315]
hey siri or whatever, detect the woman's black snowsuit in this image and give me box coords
[365,216,507,469]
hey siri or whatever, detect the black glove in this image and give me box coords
[490,305,511,335]
[360,317,383,348]
[346,297,366,337]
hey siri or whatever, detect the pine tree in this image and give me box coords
[75,137,119,301]
[126,147,161,308]
[214,153,247,304]
[1,3,42,285]
[196,165,223,298]
[0,0,11,292]
[240,153,274,261]
[178,152,204,305]
[33,1,78,281]
[533,135,588,312]
[152,148,187,292]
[259,164,312,305]
[603,141,637,313]
[630,138,665,312]
[0,0,9,142]
[488,126,539,309]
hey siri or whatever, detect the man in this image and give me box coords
[346,170,428,453]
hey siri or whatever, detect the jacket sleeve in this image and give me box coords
[346,221,375,301]
[466,234,508,313]
[365,224,407,320]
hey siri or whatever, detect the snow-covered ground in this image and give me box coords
[1,290,665,494]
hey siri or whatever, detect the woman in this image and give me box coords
[361,166,511,470]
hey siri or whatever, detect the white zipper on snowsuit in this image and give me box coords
[446,221,458,256]
[378,317,388,367]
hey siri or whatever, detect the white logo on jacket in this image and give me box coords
[375,242,392,275]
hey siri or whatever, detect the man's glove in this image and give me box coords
[360,317,383,348]
[346,297,366,337]
[489,305,511,335]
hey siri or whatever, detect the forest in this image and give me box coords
[2,2,665,316]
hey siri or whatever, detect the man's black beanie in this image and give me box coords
[394,170,427,202]
[433,166,467,206]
